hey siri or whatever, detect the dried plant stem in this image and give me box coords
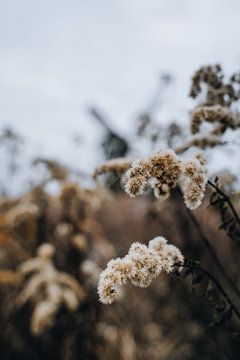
[207,180,240,226]
[177,261,240,321]
[185,206,240,301]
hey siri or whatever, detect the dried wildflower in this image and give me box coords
[190,64,223,99]
[189,64,240,106]
[17,243,85,336]
[126,242,161,287]
[177,65,240,154]
[175,134,223,154]
[124,150,207,209]
[98,236,184,304]
[190,105,240,136]
[124,174,148,197]
[124,150,181,201]
[124,159,150,196]
[148,236,168,254]
[93,158,132,179]
[98,270,122,304]
[180,159,208,210]
[149,237,184,273]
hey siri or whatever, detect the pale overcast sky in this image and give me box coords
[0,0,240,193]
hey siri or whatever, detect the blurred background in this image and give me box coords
[1,0,240,194]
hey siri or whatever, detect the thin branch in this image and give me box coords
[185,206,240,300]
[177,261,240,321]
[208,179,240,226]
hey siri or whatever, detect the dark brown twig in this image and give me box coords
[185,206,240,301]
[208,180,240,227]
[177,261,240,321]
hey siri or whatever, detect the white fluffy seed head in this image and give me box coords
[128,242,149,257]
[180,157,208,210]
[107,257,132,283]
[148,236,168,255]
[123,150,207,209]
[97,236,184,304]
[124,175,147,197]
[98,276,122,304]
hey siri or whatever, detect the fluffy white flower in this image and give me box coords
[98,236,184,304]
[148,236,168,255]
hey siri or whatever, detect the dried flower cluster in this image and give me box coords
[175,134,224,153]
[0,181,111,274]
[176,65,240,154]
[17,243,85,335]
[190,105,240,136]
[124,150,207,209]
[0,178,115,358]
[98,236,184,304]
[190,64,223,100]
[180,157,208,209]
[189,64,240,106]
[93,158,132,179]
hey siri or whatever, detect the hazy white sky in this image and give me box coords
[0,0,240,193]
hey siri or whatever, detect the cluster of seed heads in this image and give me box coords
[172,65,240,153]
[17,243,85,336]
[191,105,240,136]
[98,236,184,304]
[189,64,240,106]
[124,150,207,210]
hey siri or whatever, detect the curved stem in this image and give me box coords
[177,261,240,321]
[185,204,240,301]
[207,180,240,226]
